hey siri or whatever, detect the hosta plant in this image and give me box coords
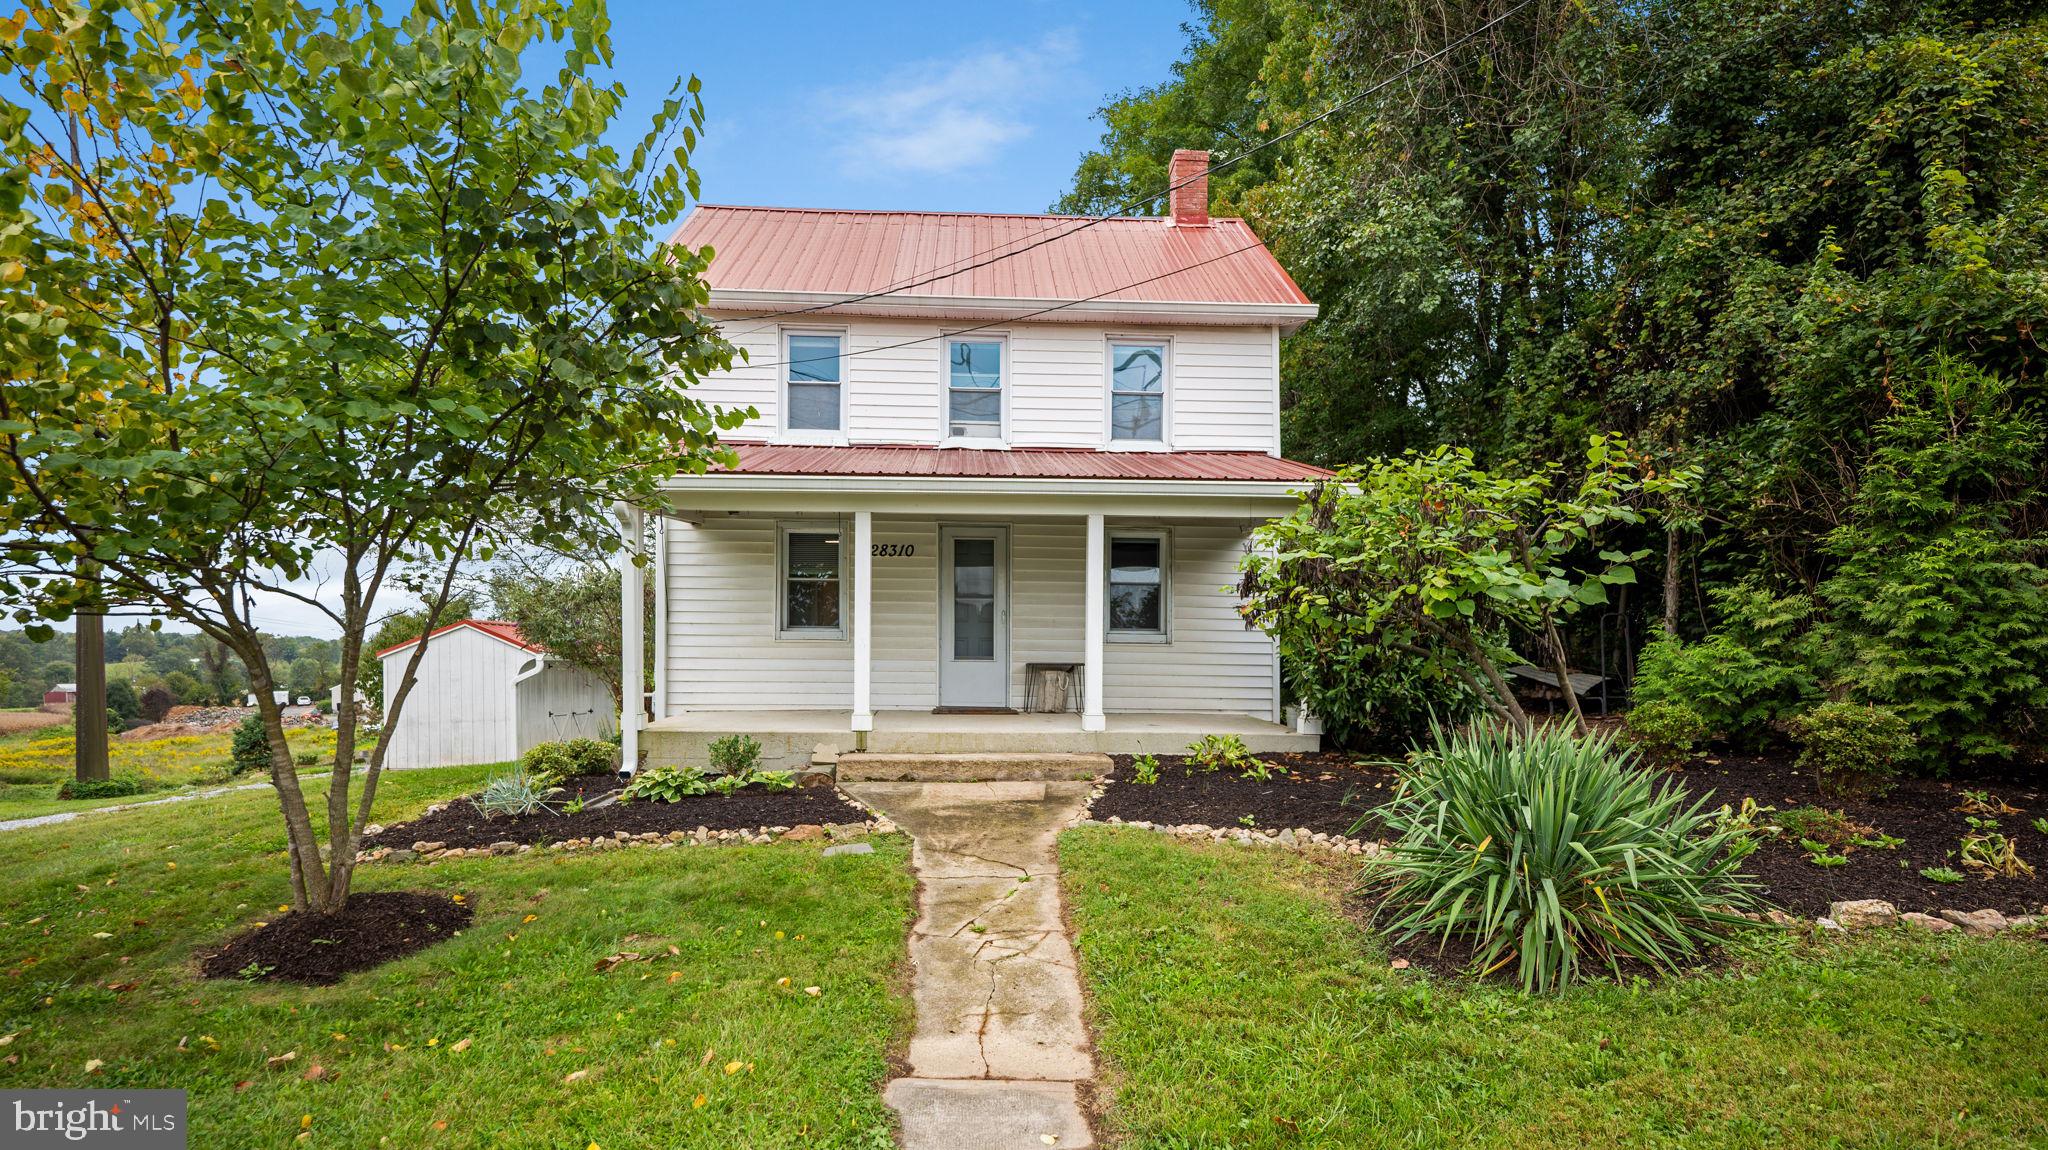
[1366,723,1758,993]
[623,764,710,803]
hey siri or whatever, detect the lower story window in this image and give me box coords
[781,527,843,636]
[1108,533,1167,638]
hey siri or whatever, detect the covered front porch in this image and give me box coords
[640,708,1319,772]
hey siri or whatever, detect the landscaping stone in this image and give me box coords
[821,842,874,857]
[824,822,868,840]
[1901,912,1956,933]
[1940,908,2009,936]
[781,824,825,842]
[1827,899,1898,930]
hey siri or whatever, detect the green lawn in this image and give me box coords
[1062,826,2048,1149]
[0,764,915,1148]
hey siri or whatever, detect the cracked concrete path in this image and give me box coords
[843,781,1096,1150]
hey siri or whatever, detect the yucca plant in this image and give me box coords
[470,770,562,819]
[1364,722,1759,993]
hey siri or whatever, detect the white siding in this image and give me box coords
[378,628,526,770]
[689,318,1279,453]
[665,515,1275,718]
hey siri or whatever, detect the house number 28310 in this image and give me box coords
[872,543,916,557]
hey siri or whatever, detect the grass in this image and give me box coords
[1061,826,2048,1149]
[0,724,340,819]
[0,764,915,1148]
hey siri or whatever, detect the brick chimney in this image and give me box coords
[1168,148,1210,227]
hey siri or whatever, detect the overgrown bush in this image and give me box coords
[707,734,762,775]
[623,763,709,803]
[139,685,174,723]
[230,714,269,775]
[57,776,145,800]
[470,770,560,819]
[519,738,616,786]
[1631,585,1819,745]
[1624,699,1710,768]
[1366,723,1757,993]
[1786,702,1915,798]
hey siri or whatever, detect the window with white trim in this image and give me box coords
[1107,531,1169,639]
[779,525,845,637]
[784,332,843,433]
[1109,341,1167,443]
[946,338,1003,440]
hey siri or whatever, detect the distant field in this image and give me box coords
[0,724,340,817]
[0,709,66,735]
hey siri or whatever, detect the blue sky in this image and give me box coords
[603,0,1194,215]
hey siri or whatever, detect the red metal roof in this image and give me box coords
[375,619,539,659]
[669,206,1312,309]
[713,443,1333,483]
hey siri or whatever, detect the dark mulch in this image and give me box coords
[363,784,870,852]
[1670,754,2048,918]
[1089,752,1399,837]
[198,891,471,985]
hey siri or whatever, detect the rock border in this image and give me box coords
[1064,781,2048,940]
[354,815,900,865]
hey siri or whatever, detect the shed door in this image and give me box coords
[938,526,1009,708]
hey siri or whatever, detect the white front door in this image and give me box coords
[938,526,1009,709]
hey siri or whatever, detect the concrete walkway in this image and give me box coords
[843,781,1097,1150]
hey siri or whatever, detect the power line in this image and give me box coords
[711,0,1540,337]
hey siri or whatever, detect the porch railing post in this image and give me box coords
[852,509,874,733]
[1082,512,1106,732]
[616,502,645,775]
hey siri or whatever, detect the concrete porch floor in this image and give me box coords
[640,709,1318,771]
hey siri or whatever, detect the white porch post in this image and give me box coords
[617,503,645,775]
[652,515,669,721]
[852,509,874,733]
[1082,512,1106,732]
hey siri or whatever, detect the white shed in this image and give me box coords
[376,619,614,770]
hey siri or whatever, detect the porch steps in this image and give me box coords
[835,752,1112,783]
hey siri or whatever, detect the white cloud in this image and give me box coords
[823,32,1081,179]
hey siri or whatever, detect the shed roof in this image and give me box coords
[375,619,539,660]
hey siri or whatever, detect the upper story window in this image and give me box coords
[946,338,1004,441]
[1109,341,1167,443]
[784,332,844,433]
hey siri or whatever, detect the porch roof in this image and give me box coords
[712,442,1332,483]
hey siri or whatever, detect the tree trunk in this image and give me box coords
[1662,526,1681,637]
[1540,607,1588,733]
[247,656,335,913]
[74,607,108,782]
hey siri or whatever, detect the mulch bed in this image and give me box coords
[363,782,871,853]
[1671,754,2048,918]
[198,891,471,985]
[1089,752,1399,837]
[1093,748,2048,920]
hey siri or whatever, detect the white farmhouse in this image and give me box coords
[627,152,1327,771]
[376,619,613,770]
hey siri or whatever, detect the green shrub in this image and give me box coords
[623,763,709,803]
[1631,585,1819,746]
[1130,754,1160,785]
[1624,700,1710,768]
[707,734,763,775]
[1366,723,1758,993]
[230,714,270,775]
[1186,734,1257,774]
[519,738,616,787]
[293,751,319,766]
[709,770,750,795]
[470,770,560,819]
[57,776,145,800]
[1786,702,1915,798]
[755,770,796,792]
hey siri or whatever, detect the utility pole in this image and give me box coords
[75,608,109,782]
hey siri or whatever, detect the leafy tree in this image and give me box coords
[488,564,650,708]
[1241,436,1684,735]
[0,0,743,912]
[103,679,139,731]
[286,656,327,701]
[161,670,199,705]
[139,684,174,722]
